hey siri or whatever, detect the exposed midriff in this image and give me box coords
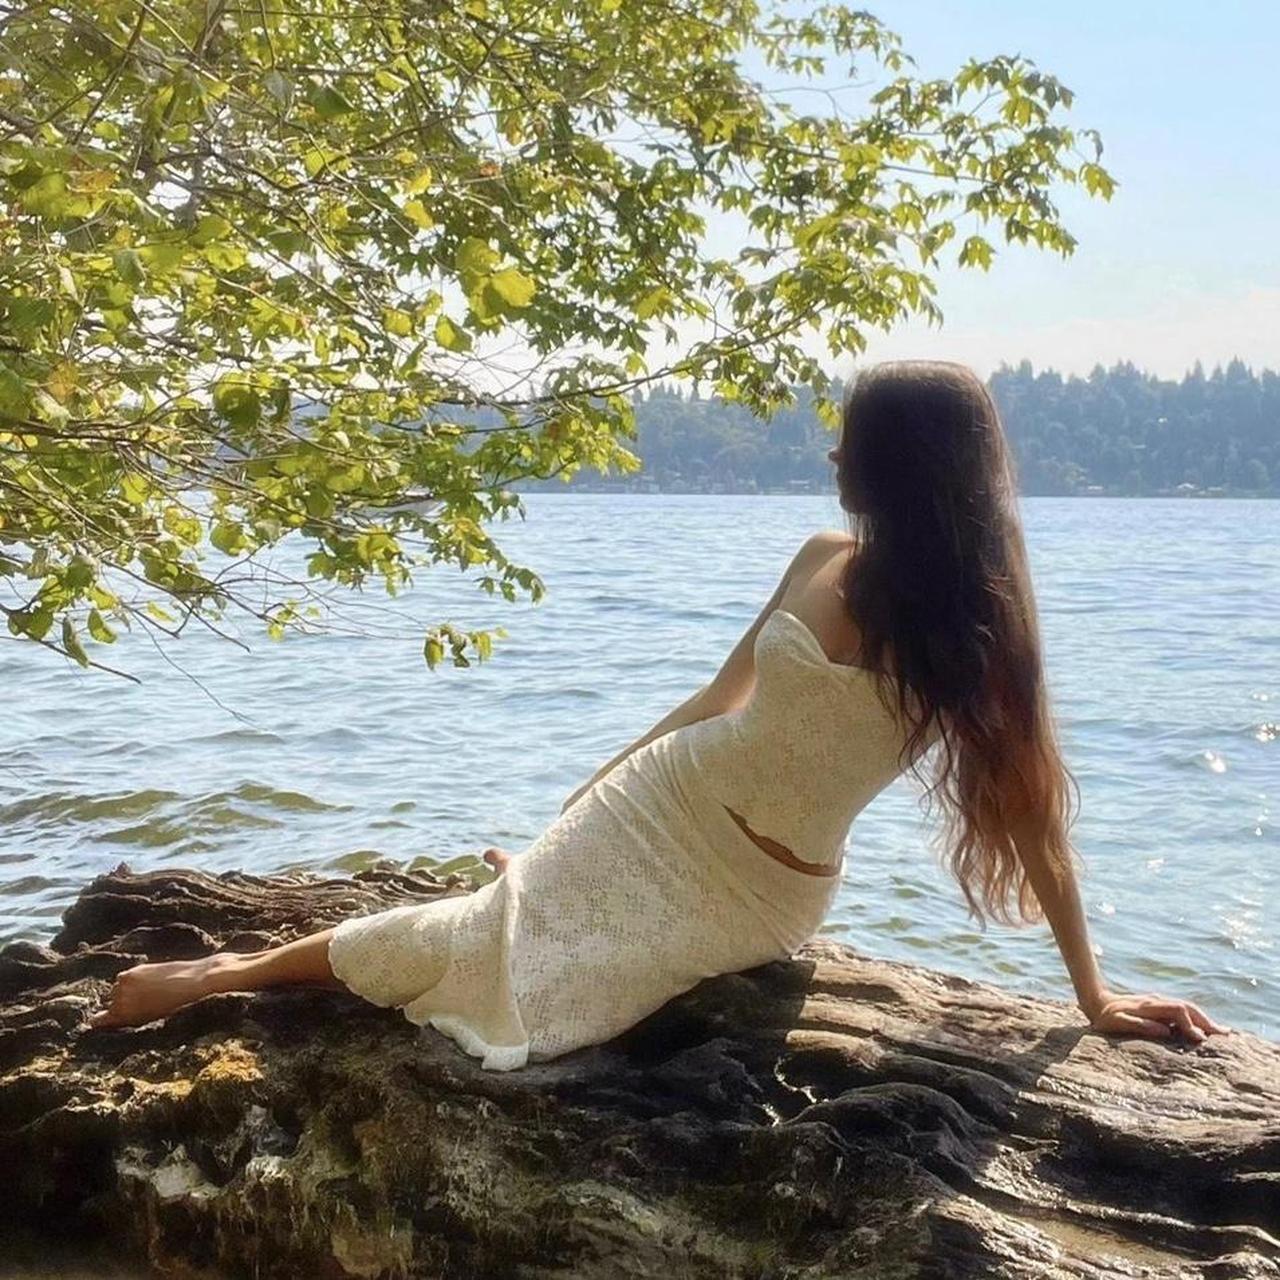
[721,804,842,877]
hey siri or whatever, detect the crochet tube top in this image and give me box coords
[665,608,940,867]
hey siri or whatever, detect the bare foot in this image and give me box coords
[482,846,513,875]
[88,953,239,1029]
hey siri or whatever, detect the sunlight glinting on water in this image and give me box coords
[0,494,1275,1039]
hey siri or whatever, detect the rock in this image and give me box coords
[0,864,1276,1279]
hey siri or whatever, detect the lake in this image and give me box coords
[1,494,1275,1040]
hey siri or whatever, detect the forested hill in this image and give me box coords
[517,359,1279,497]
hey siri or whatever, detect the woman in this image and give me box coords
[90,360,1229,1061]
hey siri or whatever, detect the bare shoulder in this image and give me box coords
[807,528,855,550]
[780,529,867,666]
[775,529,855,594]
[794,528,855,566]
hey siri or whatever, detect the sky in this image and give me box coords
[802,1,1280,381]
[464,2,1278,396]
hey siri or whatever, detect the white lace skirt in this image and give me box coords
[327,727,843,1071]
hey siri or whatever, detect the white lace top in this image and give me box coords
[670,608,939,865]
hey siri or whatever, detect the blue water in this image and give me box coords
[1,495,1274,1040]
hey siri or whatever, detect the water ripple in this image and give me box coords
[0,494,1273,1041]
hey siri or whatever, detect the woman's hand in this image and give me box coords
[1083,988,1231,1043]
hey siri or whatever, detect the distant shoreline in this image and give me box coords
[510,484,1276,499]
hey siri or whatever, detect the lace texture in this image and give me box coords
[674,608,938,864]
[328,608,932,1071]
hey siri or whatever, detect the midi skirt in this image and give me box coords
[327,727,843,1071]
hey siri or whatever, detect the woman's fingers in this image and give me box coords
[1130,998,1210,1040]
[1106,1010,1174,1038]
[1168,1004,1206,1041]
[1180,1001,1231,1034]
[1134,1000,1201,1040]
[1162,1003,1228,1034]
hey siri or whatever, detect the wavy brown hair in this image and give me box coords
[834,360,1083,929]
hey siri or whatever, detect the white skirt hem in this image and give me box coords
[420,1012,529,1072]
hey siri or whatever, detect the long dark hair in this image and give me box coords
[835,360,1083,929]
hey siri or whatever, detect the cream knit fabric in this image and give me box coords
[328,607,937,1070]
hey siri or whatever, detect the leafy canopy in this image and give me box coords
[0,0,1114,674]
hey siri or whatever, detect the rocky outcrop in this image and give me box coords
[1,864,1276,1279]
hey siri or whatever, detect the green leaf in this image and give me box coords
[119,472,151,505]
[210,521,246,554]
[266,229,310,255]
[139,242,185,274]
[113,248,145,285]
[374,67,408,93]
[1080,163,1116,199]
[383,307,413,336]
[65,556,94,589]
[213,378,263,428]
[6,297,56,338]
[403,168,433,196]
[958,235,994,270]
[424,636,445,669]
[205,242,246,271]
[402,199,434,229]
[636,287,671,320]
[87,609,116,643]
[61,616,89,667]
[312,84,356,119]
[434,316,472,352]
[302,146,341,177]
[486,268,536,310]
[0,366,32,420]
[191,215,231,245]
[456,237,499,279]
[163,504,202,544]
[17,171,68,217]
[12,607,54,641]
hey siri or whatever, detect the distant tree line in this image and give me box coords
[519,359,1279,496]
[990,359,1277,495]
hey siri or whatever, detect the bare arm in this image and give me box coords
[1009,816,1109,1018]
[1011,817,1230,1039]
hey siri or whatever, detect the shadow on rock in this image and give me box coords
[2,865,1277,1279]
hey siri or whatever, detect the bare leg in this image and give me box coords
[91,852,517,1030]
[89,927,341,1030]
